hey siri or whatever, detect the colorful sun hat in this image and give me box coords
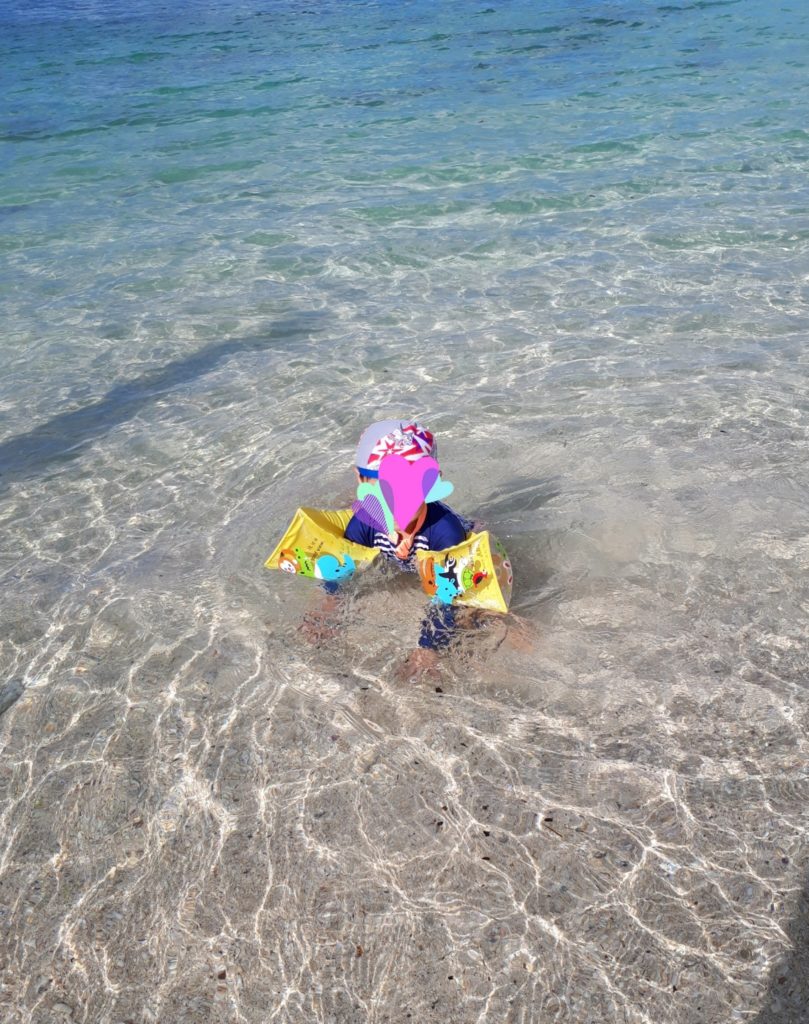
[355,420,436,478]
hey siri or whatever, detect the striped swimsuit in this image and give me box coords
[343,501,473,649]
[343,501,471,571]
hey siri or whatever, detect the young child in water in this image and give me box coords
[302,419,472,675]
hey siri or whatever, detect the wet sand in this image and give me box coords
[1,549,808,1023]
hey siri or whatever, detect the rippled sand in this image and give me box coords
[2,449,808,1023]
[3,0,809,1020]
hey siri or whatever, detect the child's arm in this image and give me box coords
[413,506,469,653]
[400,509,469,676]
[299,514,373,643]
[344,513,376,548]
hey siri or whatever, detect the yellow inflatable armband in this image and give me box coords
[416,531,513,614]
[264,507,378,584]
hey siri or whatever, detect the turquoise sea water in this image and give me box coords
[2,2,809,1022]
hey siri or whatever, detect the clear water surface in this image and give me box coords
[1,1,808,1021]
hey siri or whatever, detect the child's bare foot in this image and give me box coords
[298,595,342,645]
[396,647,441,681]
[298,615,339,644]
[503,614,535,653]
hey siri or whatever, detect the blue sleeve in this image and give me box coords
[344,513,376,548]
[425,505,468,551]
[418,602,457,650]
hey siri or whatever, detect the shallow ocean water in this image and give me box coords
[1,1,809,1021]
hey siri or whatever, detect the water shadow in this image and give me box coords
[750,874,809,1023]
[477,475,562,519]
[0,680,24,718]
[0,312,327,488]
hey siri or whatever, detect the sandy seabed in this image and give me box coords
[1,535,808,1024]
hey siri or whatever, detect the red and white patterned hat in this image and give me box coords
[356,420,436,476]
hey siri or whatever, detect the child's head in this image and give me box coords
[353,420,449,534]
[354,420,436,482]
